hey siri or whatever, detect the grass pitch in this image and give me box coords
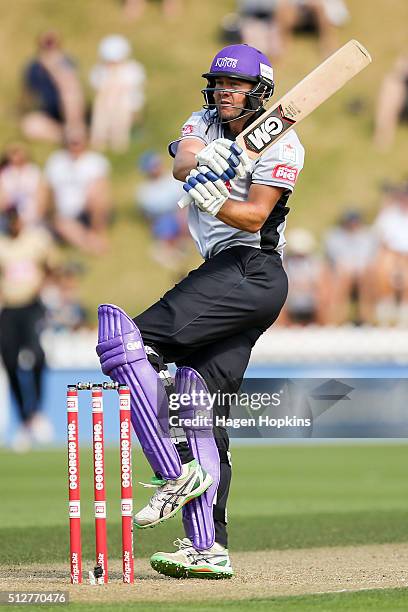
[0,444,407,610]
[1,445,407,564]
[1,589,407,612]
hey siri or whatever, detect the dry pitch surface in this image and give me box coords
[1,543,408,603]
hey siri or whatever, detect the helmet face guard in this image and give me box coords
[202,78,274,113]
[201,44,274,121]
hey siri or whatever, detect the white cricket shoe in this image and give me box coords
[150,537,234,579]
[28,412,54,445]
[10,424,32,453]
[134,459,213,529]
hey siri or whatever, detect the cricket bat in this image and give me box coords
[179,39,371,207]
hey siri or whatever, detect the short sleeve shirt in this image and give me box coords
[0,227,57,307]
[374,205,408,254]
[45,150,110,218]
[170,109,305,259]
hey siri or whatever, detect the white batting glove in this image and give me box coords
[183,166,229,216]
[196,138,252,181]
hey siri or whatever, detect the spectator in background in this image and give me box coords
[324,210,376,325]
[89,35,146,152]
[374,54,408,151]
[44,126,112,255]
[0,208,57,452]
[280,227,329,325]
[122,0,182,20]
[136,151,187,271]
[20,31,86,144]
[236,0,281,58]
[41,262,88,332]
[373,185,408,326]
[237,0,348,59]
[0,142,46,228]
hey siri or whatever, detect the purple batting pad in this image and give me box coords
[96,304,181,480]
[176,366,220,550]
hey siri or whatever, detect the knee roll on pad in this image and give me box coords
[176,366,220,550]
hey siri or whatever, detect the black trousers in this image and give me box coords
[0,300,46,423]
[135,246,288,547]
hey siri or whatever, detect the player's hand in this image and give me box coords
[182,166,229,216]
[196,138,252,181]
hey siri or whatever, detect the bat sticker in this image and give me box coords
[243,106,296,154]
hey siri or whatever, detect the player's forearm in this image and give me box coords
[173,151,198,181]
[216,199,265,233]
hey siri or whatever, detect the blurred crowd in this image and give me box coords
[282,182,408,327]
[0,22,187,451]
[221,2,408,151]
[20,29,146,150]
[221,0,350,59]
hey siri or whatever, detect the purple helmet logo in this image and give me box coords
[215,57,238,70]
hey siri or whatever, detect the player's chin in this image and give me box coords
[219,108,241,122]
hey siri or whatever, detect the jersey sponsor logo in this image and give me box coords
[272,164,298,183]
[280,143,297,163]
[182,124,194,135]
[215,57,238,69]
[243,105,296,154]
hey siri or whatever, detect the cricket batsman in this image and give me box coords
[96,44,304,579]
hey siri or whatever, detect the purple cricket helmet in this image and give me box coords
[202,44,274,113]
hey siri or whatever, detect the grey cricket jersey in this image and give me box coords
[169,109,305,260]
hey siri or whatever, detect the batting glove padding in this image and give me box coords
[196,138,252,181]
[183,166,229,216]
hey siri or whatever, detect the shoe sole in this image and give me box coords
[151,556,234,580]
[134,472,213,530]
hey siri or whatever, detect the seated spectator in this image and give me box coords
[237,0,348,59]
[0,208,57,452]
[234,0,281,58]
[374,54,408,151]
[373,185,408,326]
[324,210,376,325]
[135,151,188,271]
[0,142,46,228]
[122,0,182,20]
[20,30,86,143]
[89,35,146,152]
[280,228,329,325]
[41,262,88,332]
[44,127,112,255]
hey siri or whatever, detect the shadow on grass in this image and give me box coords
[2,509,408,565]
